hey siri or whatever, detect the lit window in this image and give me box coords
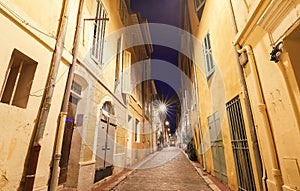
[0,49,37,108]
[91,0,107,65]
[202,33,215,78]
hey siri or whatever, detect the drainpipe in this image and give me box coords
[23,0,71,190]
[226,0,264,190]
[236,45,283,191]
[192,62,206,170]
[49,0,85,190]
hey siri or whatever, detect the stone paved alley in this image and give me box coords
[96,147,213,191]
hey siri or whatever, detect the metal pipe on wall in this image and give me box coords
[226,0,264,190]
[192,60,206,170]
[23,0,71,190]
[49,0,85,190]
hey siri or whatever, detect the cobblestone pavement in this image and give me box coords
[111,147,212,191]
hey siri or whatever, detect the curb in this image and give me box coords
[181,149,222,191]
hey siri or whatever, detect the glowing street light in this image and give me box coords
[159,104,167,113]
[165,121,169,126]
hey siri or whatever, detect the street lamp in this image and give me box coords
[165,121,169,126]
[159,104,167,113]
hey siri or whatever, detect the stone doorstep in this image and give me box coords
[181,149,232,191]
[93,151,160,191]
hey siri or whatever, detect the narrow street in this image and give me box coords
[102,147,212,191]
[1,0,299,190]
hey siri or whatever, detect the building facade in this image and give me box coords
[230,0,300,191]
[0,0,70,190]
[0,0,156,190]
[180,0,300,191]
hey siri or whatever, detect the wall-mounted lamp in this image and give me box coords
[270,42,283,63]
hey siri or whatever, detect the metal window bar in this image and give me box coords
[226,96,256,191]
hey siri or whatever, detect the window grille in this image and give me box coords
[226,96,256,191]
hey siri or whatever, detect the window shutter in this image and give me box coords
[122,50,131,94]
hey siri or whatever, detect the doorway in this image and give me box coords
[208,111,228,184]
[59,95,78,184]
[94,101,116,183]
[226,96,256,191]
[126,115,133,166]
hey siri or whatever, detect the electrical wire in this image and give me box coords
[0,0,56,39]
[29,66,69,97]
[2,66,69,103]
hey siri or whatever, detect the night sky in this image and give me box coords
[130,0,181,132]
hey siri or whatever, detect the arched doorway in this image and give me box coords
[94,101,117,182]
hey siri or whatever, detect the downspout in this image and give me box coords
[192,61,206,170]
[23,0,71,190]
[236,45,283,191]
[226,0,264,190]
[49,0,85,190]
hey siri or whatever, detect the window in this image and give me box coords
[71,81,82,96]
[138,85,142,104]
[91,0,107,65]
[135,119,140,142]
[102,101,112,114]
[208,111,228,183]
[194,0,205,20]
[119,0,129,24]
[0,49,37,108]
[202,33,215,78]
[115,37,122,88]
[122,50,131,94]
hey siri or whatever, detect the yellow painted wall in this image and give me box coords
[0,0,69,190]
[0,0,153,190]
[231,0,300,190]
[185,0,265,190]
